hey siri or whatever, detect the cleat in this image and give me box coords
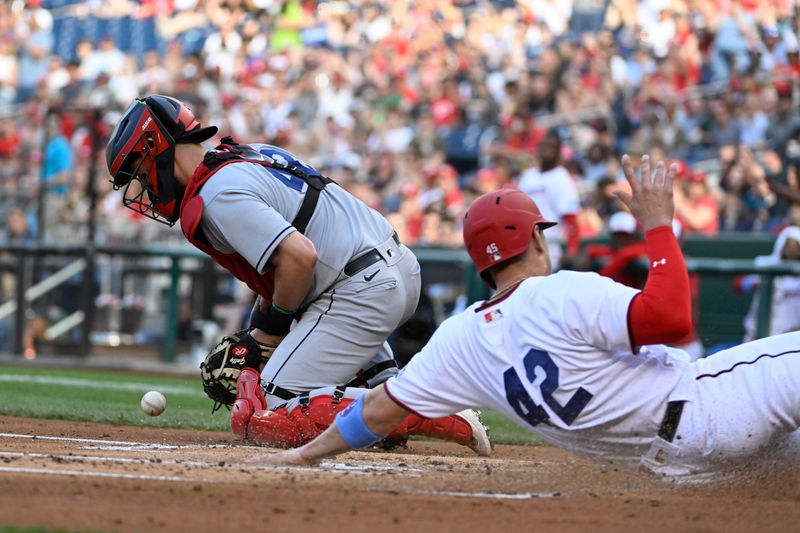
[455,409,493,457]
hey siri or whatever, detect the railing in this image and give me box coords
[1,243,797,362]
[0,243,212,362]
[684,258,800,340]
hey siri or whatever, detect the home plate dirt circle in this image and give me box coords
[0,416,798,532]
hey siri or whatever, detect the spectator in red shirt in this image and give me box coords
[674,170,720,235]
[0,118,20,159]
[429,78,460,129]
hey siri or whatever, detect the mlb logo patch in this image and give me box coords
[484,309,503,323]
[486,243,502,261]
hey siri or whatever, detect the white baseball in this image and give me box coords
[141,391,167,416]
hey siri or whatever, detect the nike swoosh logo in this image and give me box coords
[364,270,380,282]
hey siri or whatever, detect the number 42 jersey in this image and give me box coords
[385,271,697,459]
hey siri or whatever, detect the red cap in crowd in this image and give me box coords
[670,159,690,179]
[688,170,707,184]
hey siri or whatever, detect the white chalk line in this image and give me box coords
[0,432,262,451]
[0,466,188,482]
[0,464,542,499]
[323,462,427,474]
[0,374,205,397]
[0,450,427,476]
[1,433,540,497]
[429,491,558,500]
[0,433,486,476]
[0,451,215,468]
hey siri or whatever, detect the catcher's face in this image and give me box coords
[111,107,180,226]
[119,150,180,225]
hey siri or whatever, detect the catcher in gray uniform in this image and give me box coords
[104,95,491,455]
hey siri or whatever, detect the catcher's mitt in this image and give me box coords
[199,329,276,412]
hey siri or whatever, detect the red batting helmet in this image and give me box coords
[105,95,217,226]
[463,189,556,288]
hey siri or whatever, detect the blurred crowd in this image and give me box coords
[1,0,800,256]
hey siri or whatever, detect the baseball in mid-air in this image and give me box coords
[141,391,167,416]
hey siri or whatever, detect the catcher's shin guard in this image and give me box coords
[388,409,493,456]
[245,392,492,456]
[231,368,267,440]
[246,395,355,448]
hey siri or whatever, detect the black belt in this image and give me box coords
[344,233,400,277]
[261,381,297,401]
[657,400,685,442]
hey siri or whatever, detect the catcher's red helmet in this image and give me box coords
[105,95,217,226]
[463,189,556,288]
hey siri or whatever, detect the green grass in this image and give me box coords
[0,364,228,431]
[0,364,542,445]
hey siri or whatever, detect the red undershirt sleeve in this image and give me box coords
[562,213,580,256]
[627,226,692,350]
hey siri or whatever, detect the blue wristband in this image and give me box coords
[334,394,382,449]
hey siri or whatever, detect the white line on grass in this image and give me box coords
[0,374,205,397]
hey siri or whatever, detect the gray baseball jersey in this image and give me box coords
[195,143,421,407]
[198,144,396,309]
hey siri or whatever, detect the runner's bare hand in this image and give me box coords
[614,155,676,232]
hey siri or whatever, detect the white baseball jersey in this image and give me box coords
[387,271,800,472]
[517,166,579,266]
[517,166,579,238]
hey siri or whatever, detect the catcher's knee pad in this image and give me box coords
[246,395,355,448]
[231,368,266,440]
[247,407,304,448]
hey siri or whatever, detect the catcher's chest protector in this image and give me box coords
[180,139,332,301]
[179,145,277,300]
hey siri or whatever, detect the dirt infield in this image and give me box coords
[0,415,798,533]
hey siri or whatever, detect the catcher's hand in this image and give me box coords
[199,329,277,412]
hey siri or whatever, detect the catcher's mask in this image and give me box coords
[462,189,556,288]
[105,95,217,226]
